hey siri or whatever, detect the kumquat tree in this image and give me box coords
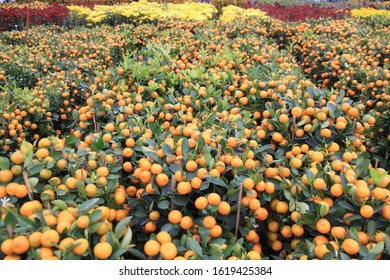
[0,0,389,260]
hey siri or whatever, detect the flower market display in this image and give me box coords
[0,0,389,260]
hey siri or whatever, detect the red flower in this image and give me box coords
[243,3,349,22]
[0,4,69,30]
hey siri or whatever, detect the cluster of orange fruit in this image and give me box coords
[0,16,389,260]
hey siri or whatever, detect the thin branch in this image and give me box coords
[170,178,175,210]
[22,171,34,201]
[7,225,13,238]
[26,0,31,32]
[235,183,243,240]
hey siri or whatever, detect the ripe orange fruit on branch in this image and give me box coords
[342,239,360,255]
[94,242,112,260]
[144,240,160,257]
[360,205,374,219]
[40,229,60,248]
[11,236,30,254]
[10,151,25,164]
[160,242,177,260]
[73,238,89,255]
[316,218,331,234]
[203,216,216,229]
[168,210,182,224]
[195,197,208,210]
[156,232,172,244]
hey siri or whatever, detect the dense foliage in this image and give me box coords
[0,1,389,261]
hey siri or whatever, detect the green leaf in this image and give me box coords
[257,144,273,153]
[297,119,307,127]
[322,252,333,260]
[327,103,336,119]
[200,181,210,191]
[367,220,377,235]
[241,149,249,162]
[51,200,68,210]
[340,173,348,187]
[109,248,127,260]
[76,181,88,197]
[197,135,205,153]
[197,226,209,246]
[120,227,133,249]
[356,159,370,175]
[319,204,327,217]
[172,195,188,206]
[209,243,223,255]
[65,134,78,145]
[321,120,329,129]
[209,177,227,188]
[115,216,132,234]
[370,168,379,180]
[232,243,243,257]
[282,186,292,200]
[30,164,44,175]
[0,157,11,170]
[92,139,104,151]
[289,198,295,212]
[204,152,213,166]
[306,170,315,186]
[344,215,362,222]
[72,109,79,121]
[339,252,351,260]
[181,138,189,155]
[343,184,353,195]
[186,237,203,258]
[141,146,160,162]
[127,248,146,260]
[90,209,102,222]
[338,201,355,212]
[378,172,388,185]
[326,243,335,253]
[56,189,67,196]
[349,227,359,241]
[161,223,173,233]
[369,241,384,255]
[157,200,170,210]
[161,144,173,158]
[169,164,180,173]
[79,198,100,212]
[359,244,369,256]
[89,221,102,233]
[19,215,37,228]
[363,253,376,260]
[29,177,39,188]
[21,141,33,156]
[146,138,157,150]
[4,210,18,227]
[297,202,309,214]
[302,213,316,224]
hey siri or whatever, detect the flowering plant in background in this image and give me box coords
[351,7,390,18]
[0,1,49,9]
[220,5,268,22]
[210,0,246,13]
[68,0,217,24]
[243,3,349,22]
[0,3,69,30]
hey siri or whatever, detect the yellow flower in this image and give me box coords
[67,0,217,24]
[351,8,390,18]
[220,5,268,22]
[68,6,92,19]
[2,1,49,9]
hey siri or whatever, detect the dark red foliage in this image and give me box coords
[0,4,69,30]
[243,2,350,22]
